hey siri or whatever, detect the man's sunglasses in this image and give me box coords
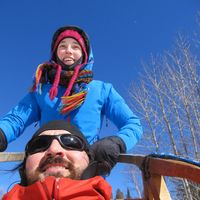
[26,134,86,155]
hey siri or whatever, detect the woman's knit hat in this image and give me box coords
[51,26,90,63]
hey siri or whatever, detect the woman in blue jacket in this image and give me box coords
[0,26,142,172]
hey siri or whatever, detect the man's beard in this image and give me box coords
[27,156,82,185]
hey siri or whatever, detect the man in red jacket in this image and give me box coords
[3,120,112,200]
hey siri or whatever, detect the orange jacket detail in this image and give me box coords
[3,176,112,200]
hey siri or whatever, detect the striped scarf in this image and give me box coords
[32,62,93,114]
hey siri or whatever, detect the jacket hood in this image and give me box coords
[50,25,94,71]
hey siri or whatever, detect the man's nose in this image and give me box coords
[45,139,65,157]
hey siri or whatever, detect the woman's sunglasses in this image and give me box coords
[25,134,86,155]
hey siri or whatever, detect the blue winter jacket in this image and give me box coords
[0,47,142,151]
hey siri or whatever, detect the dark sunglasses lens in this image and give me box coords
[28,137,50,154]
[61,135,84,150]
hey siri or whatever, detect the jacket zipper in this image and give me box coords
[52,178,60,200]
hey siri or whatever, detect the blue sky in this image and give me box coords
[0,0,199,197]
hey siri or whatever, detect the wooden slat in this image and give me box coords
[143,175,172,200]
[0,152,25,162]
[147,157,200,184]
[117,154,144,168]
[118,154,200,185]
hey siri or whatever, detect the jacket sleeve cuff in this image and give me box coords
[0,128,7,151]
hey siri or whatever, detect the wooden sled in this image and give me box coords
[1,152,200,200]
[118,154,200,200]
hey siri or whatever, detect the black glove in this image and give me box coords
[89,136,126,176]
[0,129,7,152]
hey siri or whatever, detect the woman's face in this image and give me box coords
[56,38,83,65]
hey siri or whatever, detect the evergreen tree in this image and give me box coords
[115,188,124,199]
[126,187,132,199]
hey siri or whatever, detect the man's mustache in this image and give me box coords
[39,156,71,172]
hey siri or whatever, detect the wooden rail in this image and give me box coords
[0,152,24,162]
[118,154,200,200]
